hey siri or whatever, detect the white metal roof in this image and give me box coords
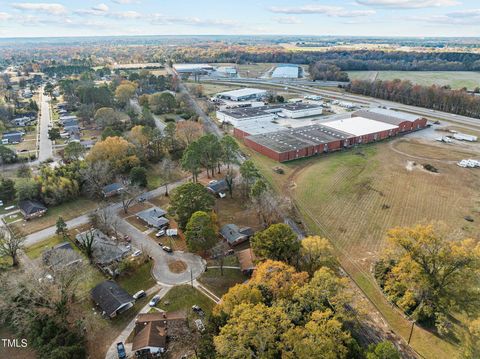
[235,119,285,135]
[366,108,420,122]
[323,117,398,137]
[173,63,214,71]
[272,65,300,78]
[217,87,267,99]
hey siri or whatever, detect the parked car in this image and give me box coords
[133,290,146,300]
[123,235,130,242]
[149,294,161,307]
[0,200,4,207]
[192,305,205,316]
[195,319,205,332]
[155,229,166,237]
[116,342,127,359]
[131,250,142,257]
[137,196,146,203]
[162,245,172,253]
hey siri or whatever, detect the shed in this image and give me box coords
[102,183,124,197]
[206,180,228,197]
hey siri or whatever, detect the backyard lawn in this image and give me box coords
[11,198,98,235]
[117,260,156,295]
[157,285,215,315]
[198,268,247,297]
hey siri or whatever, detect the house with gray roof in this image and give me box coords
[136,207,169,228]
[91,280,134,318]
[220,224,254,246]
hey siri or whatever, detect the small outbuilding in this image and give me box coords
[91,280,134,318]
[18,200,47,220]
[236,248,256,275]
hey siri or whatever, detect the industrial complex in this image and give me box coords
[214,88,428,162]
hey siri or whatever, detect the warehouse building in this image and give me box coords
[216,88,267,102]
[233,119,285,139]
[271,64,300,78]
[280,103,323,118]
[218,103,323,126]
[353,108,427,133]
[217,107,277,127]
[323,117,399,144]
[244,124,353,162]
[172,64,214,74]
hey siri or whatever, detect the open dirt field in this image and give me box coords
[242,137,480,358]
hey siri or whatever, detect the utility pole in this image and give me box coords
[408,320,415,345]
[190,268,193,287]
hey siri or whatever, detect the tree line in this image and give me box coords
[348,79,480,118]
[170,46,480,71]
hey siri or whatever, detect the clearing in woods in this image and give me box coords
[347,70,480,90]
[242,138,480,359]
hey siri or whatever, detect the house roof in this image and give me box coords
[18,200,47,215]
[236,248,256,272]
[132,311,186,352]
[102,183,124,194]
[90,280,134,317]
[42,242,82,268]
[220,224,253,245]
[207,179,228,194]
[137,207,168,228]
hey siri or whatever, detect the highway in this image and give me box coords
[37,88,53,162]
[204,77,480,129]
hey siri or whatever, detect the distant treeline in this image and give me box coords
[171,47,480,71]
[308,62,349,82]
[42,65,93,77]
[348,79,480,118]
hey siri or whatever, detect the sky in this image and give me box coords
[0,0,479,38]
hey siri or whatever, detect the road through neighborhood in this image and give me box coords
[37,89,53,162]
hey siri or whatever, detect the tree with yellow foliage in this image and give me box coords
[214,283,263,317]
[214,303,292,359]
[87,136,139,173]
[282,310,351,359]
[115,80,137,107]
[376,224,480,330]
[249,260,308,301]
[299,236,335,275]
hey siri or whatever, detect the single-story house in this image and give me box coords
[63,125,80,135]
[12,116,33,127]
[132,311,187,355]
[81,140,95,149]
[220,224,254,246]
[42,242,83,268]
[91,280,134,318]
[18,200,47,220]
[61,119,78,128]
[236,248,256,275]
[136,207,169,229]
[206,179,229,197]
[2,131,24,145]
[102,183,124,197]
[75,229,130,266]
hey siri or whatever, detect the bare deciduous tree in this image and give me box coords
[0,228,25,267]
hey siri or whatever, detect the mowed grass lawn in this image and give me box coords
[158,285,215,315]
[117,261,156,295]
[198,268,247,297]
[245,138,480,358]
[11,198,98,236]
[347,70,480,90]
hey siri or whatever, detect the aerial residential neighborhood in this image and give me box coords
[1,1,480,359]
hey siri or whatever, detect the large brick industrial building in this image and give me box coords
[237,108,428,162]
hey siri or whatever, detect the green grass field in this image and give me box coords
[347,71,480,90]
[198,268,247,297]
[158,285,215,314]
[241,138,480,359]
